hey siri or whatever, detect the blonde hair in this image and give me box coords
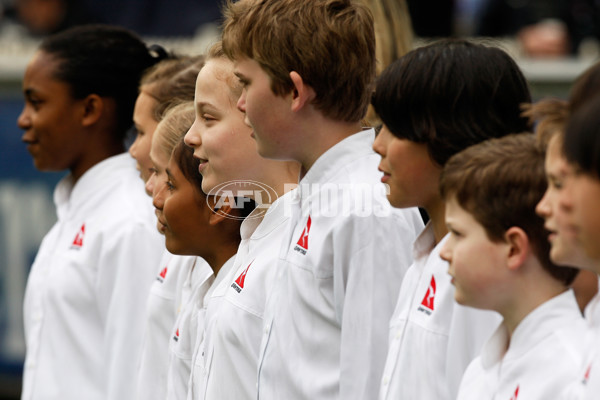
[357,0,414,127]
[153,101,196,161]
[358,0,413,75]
[140,55,205,120]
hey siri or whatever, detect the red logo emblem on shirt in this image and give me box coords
[231,261,253,293]
[173,327,179,342]
[156,266,168,283]
[71,223,85,249]
[294,215,311,255]
[509,385,519,400]
[583,363,592,384]
[417,275,436,315]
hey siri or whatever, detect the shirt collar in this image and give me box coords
[239,189,293,241]
[54,153,134,215]
[481,290,581,369]
[297,129,376,203]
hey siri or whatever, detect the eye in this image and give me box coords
[27,98,42,110]
[201,114,217,123]
[166,180,175,192]
[449,228,462,238]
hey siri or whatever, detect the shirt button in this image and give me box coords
[395,330,402,340]
[382,376,389,386]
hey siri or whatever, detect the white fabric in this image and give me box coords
[561,278,600,400]
[379,224,501,400]
[22,153,164,400]
[136,251,196,400]
[190,192,292,400]
[256,130,424,400]
[165,256,214,400]
[458,290,587,400]
[186,255,237,400]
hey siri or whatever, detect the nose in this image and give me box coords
[439,240,452,263]
[184,120,201,149]
[17,106,31,132]
[237,89,246,113]
[145,171,156,197]
[129,136,140,158]
[152,181,166,210]
[535,189,551,218]
[372,126,389,157]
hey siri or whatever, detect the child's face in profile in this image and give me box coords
[372,125,441,209]
[536,135,596,270]
[130,90,160,187]
[158,155,211,256]
[234,57,292,160]
[440,197,512,311]
[559,169,600,264]
[185,59,263,194]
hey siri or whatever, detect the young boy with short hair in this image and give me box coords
[439,133,586,399]
[372,39,532,400]
[560,94,600,400]
[222,0,423,398]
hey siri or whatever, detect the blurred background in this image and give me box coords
[1,0,600,398]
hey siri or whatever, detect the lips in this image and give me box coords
[378,166,391,183]
[197,158,208,174]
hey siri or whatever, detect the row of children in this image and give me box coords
[17,0,600,399]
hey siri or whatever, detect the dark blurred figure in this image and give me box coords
[5,0,221,37]
[476,0,600,56]
[407,0,455,37]
[83,0,221,37]
[8,0,96,36]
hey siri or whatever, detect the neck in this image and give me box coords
[500,259,568,337]
[252,160,301,207]
[425,199,448,245]
[297,120,364,178]
[204,241,239,277]
[70,136,124,184]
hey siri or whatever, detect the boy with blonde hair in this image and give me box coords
[439,134,585,399]
[222,0,423,398]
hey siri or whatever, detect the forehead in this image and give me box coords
[196,59,236,99]
[23,51,66,91]
[446,197,477,225]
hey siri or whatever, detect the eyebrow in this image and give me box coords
[165,168,175,182]
[196,101,218,113]
[234,71,247,81]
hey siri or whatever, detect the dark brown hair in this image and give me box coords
[440,133,579,286]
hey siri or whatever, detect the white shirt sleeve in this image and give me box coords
[334,214,415,399]
[95,221,163,399]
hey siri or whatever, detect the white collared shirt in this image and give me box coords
[256,130,424,400]
[561,277,600,400]
[379,224,501,400]
[458,290,587,400]
[22,153,164,400]
[165,256,214,400]
[190,192,292,400]
[136,251,197,400]
[186,255,237,400]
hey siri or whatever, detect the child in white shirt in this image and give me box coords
[439,134,586,399]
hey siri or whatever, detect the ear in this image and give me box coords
[289,71,316,112]
[209,203,234,226]
[504,226,530,271]
[81,94,104,127]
